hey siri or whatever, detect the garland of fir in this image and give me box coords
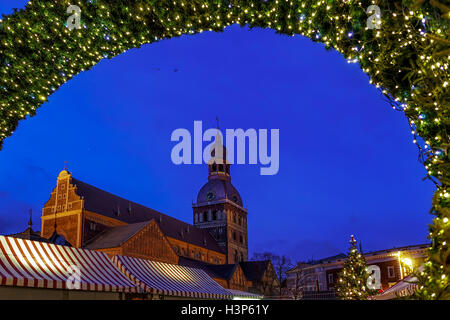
[0,0,448,298]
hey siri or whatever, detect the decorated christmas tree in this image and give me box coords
[336,235,376,300]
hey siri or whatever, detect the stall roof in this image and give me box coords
[227,289,263,300]
[0,236,138,293]
[371,275,418,300]
[112,255,232,299]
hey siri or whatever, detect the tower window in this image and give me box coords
[233,231,236,241]
[203,212,208,222]
[387,266,395,278]
[212,210,217,220]
[239,235,243,243]
[218,164,224,172]
[212,163,217,171]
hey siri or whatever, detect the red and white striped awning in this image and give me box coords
[112,255,233,299]
[371,274,418,300]
[227,289,263,300]
[0,236,138,292]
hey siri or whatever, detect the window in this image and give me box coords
[328,274,334,284]
[233,232,236,241]
[238,217,242,225]
[212,210,217,220]
[239,235,243,243]
[233,213,236,223]
[387,266,395,278]
[90,222,96,231]
[203,212,207,222]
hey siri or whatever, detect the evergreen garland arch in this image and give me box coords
[0,0,448,298]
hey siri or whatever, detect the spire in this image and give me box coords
[206,118,231,180]
[64,160,68,171]
[28,209,33,229]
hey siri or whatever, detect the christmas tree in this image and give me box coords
[336,235,376,300]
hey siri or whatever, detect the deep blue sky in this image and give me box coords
[0,1,434,262]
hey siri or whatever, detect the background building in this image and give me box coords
[286,244,429,299]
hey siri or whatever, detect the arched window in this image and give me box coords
[234,250,239,263]
[212,163,217,171]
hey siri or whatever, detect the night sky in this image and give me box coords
[0,1,435,262]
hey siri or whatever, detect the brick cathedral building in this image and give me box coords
[36,135,250,259]
[40,150,247,267]
[6,137,279,295]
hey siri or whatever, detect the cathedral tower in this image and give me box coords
[192,132,248,263]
